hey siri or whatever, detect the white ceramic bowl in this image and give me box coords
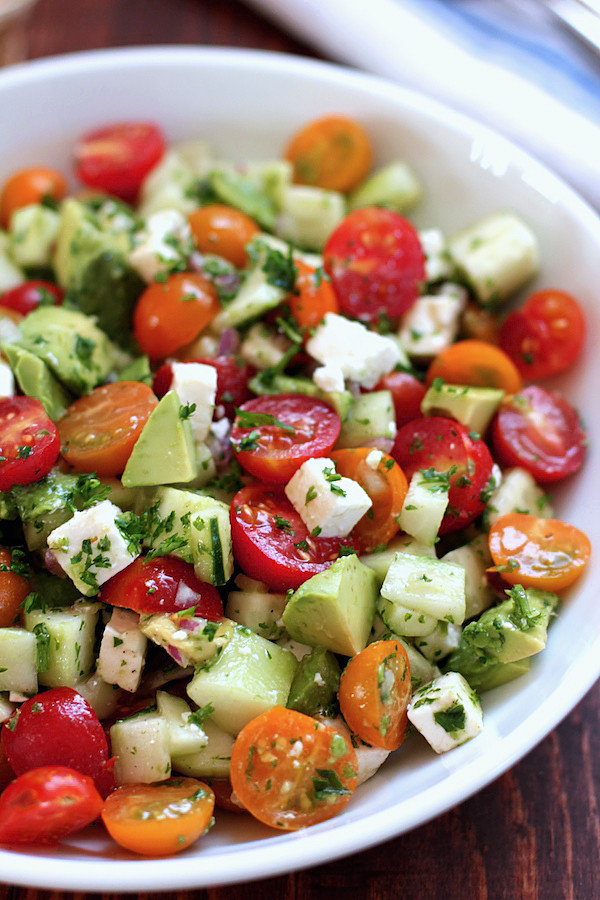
[0,46,599,892]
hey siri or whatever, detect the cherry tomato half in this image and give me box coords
[499,289,585,380]
[230,484,359,592]
[230,707,358,830]
[99,555,223,618]
[0,167,67,229]
[58,381,158,476]
[425,339,522,394]
[289,260,339,334]
[339,640,411,751]
[101,777,215,856]
[488,513,591,591]
[230,394,341,484]
[0,280,63,316]
[0,396,60,491]
[491,385,586,484]
[0,546,31,627]
[284,115,372,193]
[2,688,113,797]
[188,204,260,268]
[0,766,103,845]
[324,207,425,323]
[392,417,494,534]
[74,122,165,203]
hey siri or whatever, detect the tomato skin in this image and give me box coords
[58,381,158,476]
[289,260,339,332]
[0,546,31,627]
[372,371,426,428]
[491,385,586,484]
[499,290,585,380]
[425,339,522,394]
[231,394,341,484]
[392,417,494,534]
[153,355,254,420]
[74,122,165,203]
[1,688,113,797]
[133,273,220,360]
[230,707,358,830]
[0,766,103,845]
[99,555,223,618]
[0,280,63,315]
[324,207,425,323]
[188,204,260,268]
[488,513,591,591]
[0,167,67,228]
[231,484,359,592]
[0,396,60,491]
[101,777,215,856]
[284,115,372,193]
[339,640,411,751]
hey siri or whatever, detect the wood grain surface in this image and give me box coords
[0,1,598,897]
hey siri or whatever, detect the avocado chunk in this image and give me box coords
[282,555,378,656]
[118,354,153,386]
[122,390,198,487]
[209,168,277,230]
[11,470,78,550]
[444,585,559,692]
[17,306,116,395]
[53,197,133,287]
[286,646,341,717]
[68,251,145,347]
[421,382,504,435]
[3,343,72,421]
[187,625,298,735]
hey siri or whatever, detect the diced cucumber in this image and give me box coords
[414,620,462,662]
[0,249,24,291]
[0,694,16,723]
[11,470,78,551]
[275,184,346,251]
[381,553,466,624]
[24,600,101,688]
[75,672,122,720]
[210,167,278,230]
[171,718,235,779]
[441,534,494,620]
[156,691,208,757]
[213,254,287,331]
[484,467,553,529]
[110,707,172,785]
[398,470,449,546]
[360,534,437,587]
[225,583,287,641]
[378,596,438,637]
[9,203,60,267]
[249,370,354,422]
[348,161,422,213]
[371,618,441,690]
[239,322,292,370]
[187,625,298,735]
[0,628,38,694]
[337,390,396,448]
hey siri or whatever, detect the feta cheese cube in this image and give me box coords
[313,363,345,394]
[47,500,140,596]
[128,209,193,282]
[284,456,372,538]
[0,359,15,396]
[407,671,483,753]
[97,607,147,693]
[365,449,384,470]
[398,284,466,359]
[306,312,401,389]
[419,228,453,283]
[170,362,217,445]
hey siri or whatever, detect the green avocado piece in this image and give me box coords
[0,491,17,520]
[421,382,504,435]
[3,343,72,421]
[53,198,132,288]
[12,471,78,551]
[117,354,153,386]
[17,306,116,395]
[209,168,277,230]
[282,555,378,656]
[286,645,341,717]
[121,390,199,488]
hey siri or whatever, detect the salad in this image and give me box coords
[0,115,591,854]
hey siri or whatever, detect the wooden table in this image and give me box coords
[1,1,598,897]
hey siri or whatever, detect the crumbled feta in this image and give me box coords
[97,607,147,693]
[398,284,466,359]
[170,361,217,445]
[365,449,384,470]
[128,209,193,282]
[0,359,15,396]
[313,363,345,394]
[284,456,372,538]
[408,671,483,753]
[47,500,139,596]
[419,228,453,283]
[306,312,401,389]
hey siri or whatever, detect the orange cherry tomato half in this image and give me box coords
[133,272,220,360]
[58,381,158,476]
[330,448,408,553]
[0,546,31,627]
[229,707,358,831]
[338,640,411,751]
[188,204,260,269]
[284,115,372,193]
[425,339,522,394]
[0,167,67,229]
[488,513,591,591]
[101,777,215,856]
[289,260,339,333]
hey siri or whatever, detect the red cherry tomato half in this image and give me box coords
[74,122,165,203]
[230,484,360,591]
[372,371,426,428]
[230,394,341,484]
[491,385,586,484]
[1,688,113,797]
[0,766,103,845]
[323,207,425,323]
[499,289,585,380]
[0,280,63,316]
[392,417,494,534]
[153,356,254,420]
[0,396,60,491]
[99,555,223,618]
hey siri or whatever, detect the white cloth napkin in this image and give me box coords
[245,0,600,209]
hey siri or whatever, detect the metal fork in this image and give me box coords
[544,0,600,56]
